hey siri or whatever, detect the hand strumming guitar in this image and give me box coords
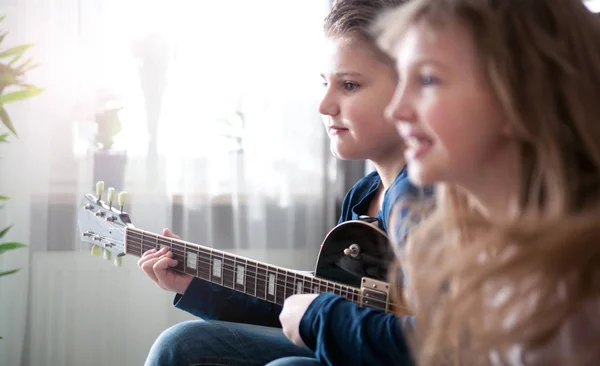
[138,228,193,295]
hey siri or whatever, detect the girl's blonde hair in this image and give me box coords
[373,0,600,364]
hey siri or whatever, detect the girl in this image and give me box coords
[374,0,600,364]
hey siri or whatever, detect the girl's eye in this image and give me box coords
[420,75,439,86]
[344,81,360,92]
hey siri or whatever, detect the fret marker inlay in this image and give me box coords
[236,265,245,285]
[268,273,275,295]
[186,252,197,269]
[296,281,303,294]
[213,259,222,278]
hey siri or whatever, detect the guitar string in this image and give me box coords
[91,220,362,303]
[94,221,357,296]
[91,219,402,310]
[128,235,375,305]
[127,235,401,311]
[90,221,401,311]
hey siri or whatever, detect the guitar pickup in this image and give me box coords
[360,277,390,311]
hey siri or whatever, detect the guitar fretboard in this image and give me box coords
[123,227,391,310]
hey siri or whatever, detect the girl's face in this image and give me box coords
[386,22,517,192]
[319,36,404,162]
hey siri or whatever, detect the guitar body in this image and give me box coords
[315,220,394,288]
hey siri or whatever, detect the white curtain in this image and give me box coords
[0,1,335,365]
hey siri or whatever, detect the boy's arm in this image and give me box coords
[174,277,283,327]
[299,293,415,366]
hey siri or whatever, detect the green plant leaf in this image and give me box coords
[15,58,34,73]
[0,32,7,45]
[0,72,16,86]
[0,268,21,277]
[0,15,5,23]
[0,195,9,200]
[0,44,32,61]
[0,86,44,104]
[0,242,27,255]
[0,225,12,239]
[0,106,16,136]
[0,132,8,142]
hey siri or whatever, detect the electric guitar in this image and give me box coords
[77,183,408,315]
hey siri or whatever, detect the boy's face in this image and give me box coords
[319,36,404,162]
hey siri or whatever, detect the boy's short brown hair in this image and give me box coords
[324,0,408,66]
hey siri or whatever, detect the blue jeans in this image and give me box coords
[145,320,319,366]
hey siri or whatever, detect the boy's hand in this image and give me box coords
[138,228,193,295]
[280,294,319,347]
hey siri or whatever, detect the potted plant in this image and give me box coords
[0,14,43,338]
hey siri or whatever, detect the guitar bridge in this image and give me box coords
[359,277,390,311]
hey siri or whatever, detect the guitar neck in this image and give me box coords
[123,227,364,307]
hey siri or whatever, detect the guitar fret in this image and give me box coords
[197,249,210,281]
[283,270,288,299]
[225,253,237,289]
[256,263,267,300]
[234,258,246,293]
[207,249,213,283]
[277,268,286,305]
[212,252,223,286]
[304,276,313,295]
[293,273,302,295]
[185,244,200,278]
[320,279,328,295]
[245,259,256,298]
[172,237,185,273]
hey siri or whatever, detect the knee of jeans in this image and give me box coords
[144,320,207,366]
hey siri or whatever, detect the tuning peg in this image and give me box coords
[107,187,115,209]
[96,181,105,201]
[91,245,102,257]
[118,191,127,213]
[114,256,123,268]
[103,249,112,261]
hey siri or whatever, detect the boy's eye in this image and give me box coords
[343,81,360,91]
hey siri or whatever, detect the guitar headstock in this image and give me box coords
[77,181,133,267]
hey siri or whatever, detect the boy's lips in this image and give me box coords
[328,126,349,135]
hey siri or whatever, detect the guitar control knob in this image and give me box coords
[344,244,361,258]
